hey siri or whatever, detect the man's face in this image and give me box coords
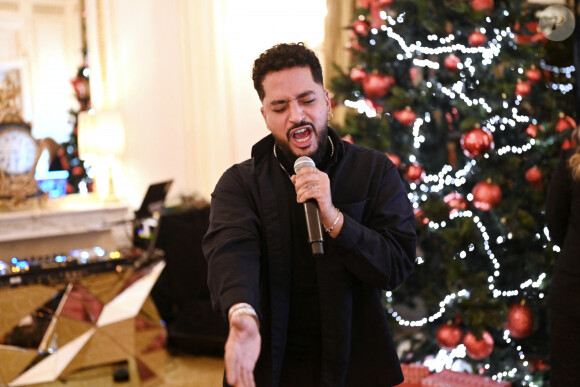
[260,66,330,162]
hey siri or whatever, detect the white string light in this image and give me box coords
[413,117,425,148]
[548,82,575,94]
[344,98,378,118]
[388,202,549,322]
[377,24,502,65]
[539,60,575,76]
[440,82,493,113]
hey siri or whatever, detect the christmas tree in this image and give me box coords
[329,0,576,385]
[64,60,93,194]
[57,3,93,195]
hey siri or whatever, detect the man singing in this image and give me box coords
[203,42,416,387]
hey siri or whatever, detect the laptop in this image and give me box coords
[134,180,173,219]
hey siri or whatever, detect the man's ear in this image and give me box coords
[324,89,331,113]
[261,106,271,132]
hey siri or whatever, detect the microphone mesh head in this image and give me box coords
[294,156,315,174]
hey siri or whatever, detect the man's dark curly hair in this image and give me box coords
[252,42,324,102]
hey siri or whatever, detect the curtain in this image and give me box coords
[324,0,355,126]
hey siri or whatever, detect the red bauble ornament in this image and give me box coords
[387,153,401,169]
[71,76,90,100]
[414,207,429,225]
[330,97,338,109]
[406,164,425,183]
[515,34,530,44]
[531,359,549,372]
[350,67,367,82]
[409,67,423,87]
[342,134,354,144]
[516,21,546,44]
[445,112,453,125]
[525,124,537,138]
[471,181,501,211]
[72,77,91,109]
[562,138,578,150]
[444,192,468,212]
[60,156,70,171]
[463,331,494,360]
[444,54,461,71]
[357,0,393,7]
[468,30,486,46]
[526,66,542,83]
[506,302,534,339]
[369,1,382,28]
[556,113,577,132]
[393,107,416,126]
[353,19,369,36]
[414,207,423,218]
[470,0,494,12]
[71,166,84,176]
[525,166,543,188]
[437,323,463,350]
[515,80,531,98]
[66,183,75,194]
[364,98,384,114]
[378,0,393,6]
[514,21,540,44]
[362,73,395,99]
[346,41,364,52]
[531,31,548,44]
[460,126,493,157]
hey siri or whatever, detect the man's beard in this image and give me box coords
[275,122,328,166]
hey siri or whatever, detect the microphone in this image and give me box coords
[294,156,325,256]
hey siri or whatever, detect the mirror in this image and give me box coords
[0,1,90,196]
[0,1,83,143]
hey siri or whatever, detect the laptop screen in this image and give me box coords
[134,180,173,219]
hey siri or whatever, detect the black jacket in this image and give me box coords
[203,128,416,386]
[546,148,580,318]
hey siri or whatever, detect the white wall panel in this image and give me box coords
[101,0,190,208]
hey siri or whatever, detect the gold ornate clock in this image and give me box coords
[0,122,42,206]
[0,123,39,174]
[0,75,44,207]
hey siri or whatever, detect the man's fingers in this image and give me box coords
[240,367,255,387]
[224,315,260,387]
[225,364,238,386]
[239,368,249,387]
[247,369,256,386]
[224,338,240,386]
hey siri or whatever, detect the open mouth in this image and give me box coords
[290,126,314,147]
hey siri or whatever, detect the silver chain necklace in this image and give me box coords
[273,136,334,178]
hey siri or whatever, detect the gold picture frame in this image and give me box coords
[0,60,32,125]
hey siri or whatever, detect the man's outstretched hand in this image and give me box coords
[225,314,261,387]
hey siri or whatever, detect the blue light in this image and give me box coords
[93,247,106,257]
[16,261,28,269]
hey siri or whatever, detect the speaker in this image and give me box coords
[151,206,227,356]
